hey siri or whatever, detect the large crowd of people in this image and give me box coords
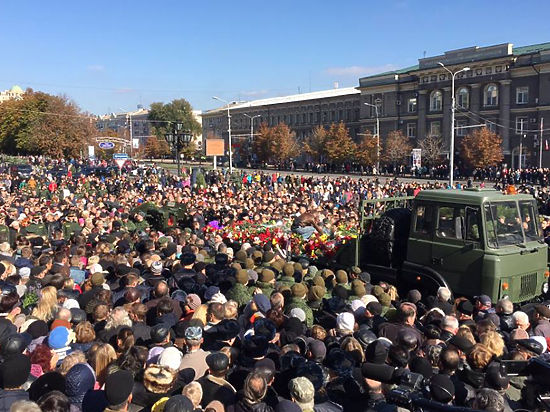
[0,158,547,412]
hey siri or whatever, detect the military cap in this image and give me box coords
[259,269,275,282]
[308,285,325,302]
[335,270,348,284]
[283,263,295,277]
[235,250,247,264]
[235,269,249,285]
[291,282,308,298]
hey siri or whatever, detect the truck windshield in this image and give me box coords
[484,200,541,248]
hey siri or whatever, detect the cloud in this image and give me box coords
[87,64,105,72]
[324,64,398,77]
[240,89,268,97]
[114,88,135,94]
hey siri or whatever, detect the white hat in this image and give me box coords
[289,308,306,323]
[210,292,227,304]
[336,312,355,332]
[361,294,379,306]
[18,267,31,278]
[531,336,548,353]
[63,299,80,310]
[158,347,183,371]
[151,261,163,273]
[351,299,366,316]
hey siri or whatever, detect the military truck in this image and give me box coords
[353,188,549,303]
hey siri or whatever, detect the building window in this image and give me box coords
[484,84,499,106]
[515,117,528,134]
[456,87,469,109]
[456,120,468,137]
[430,90,442,111]
[408,98,417,113]
[430,121,441,136]
[407,123,416,138]
[516,87,529,105]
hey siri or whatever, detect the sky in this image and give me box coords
[1,0,549,115]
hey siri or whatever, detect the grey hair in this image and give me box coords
[437,287,451,302]
[473,388,505,412]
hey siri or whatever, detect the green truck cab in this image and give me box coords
[357,188,549,303]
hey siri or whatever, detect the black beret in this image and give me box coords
[409,356,434,380]
[214,253,228,266]
[296,361,324,391]
[354,327,377,349]
[27,320,49,339]
[430,374,455,403]
[253,318,277,341]
[150,324,171,344]
[0,353,31,388]
[457,300,474,316]
[204,319,240,342]
[1,334,26,357]
[243,335,269,359]
[365,340,389,364]
[448,336,475,354]
[206,352,229,372]
[181,252,196,266]
[28,372,66,402]
[325,348,354,375]
[105,370,134,406]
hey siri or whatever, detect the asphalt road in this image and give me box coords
[153,160,463,185]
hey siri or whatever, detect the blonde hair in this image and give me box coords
[182,382,203,408]
[456,326,476,345]
[340,336,365,363]
[90,343,117,386]
[31,286,58,321]
[224,301,238,319]
[58,351,87,376]
[387,285,399,302]
[75,321,96,343]
[191,304,209,327]
[468,344,493,370]
[480,331,505,358]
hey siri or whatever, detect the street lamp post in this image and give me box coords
[437,62,471,187]
[244,113,260,165]
[364,102,380,173]
[120,108,133,157]
[164,122,190,177]
[212,96,233,173]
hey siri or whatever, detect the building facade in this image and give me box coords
[201,87,362,161]
[358,42,550,168]
[96,108,203,153]
[0,85,24,103]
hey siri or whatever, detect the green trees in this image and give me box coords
[148,99,201,139]
[0,90,95,157]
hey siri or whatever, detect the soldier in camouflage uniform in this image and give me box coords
[255,269,275,297]
[277,262,296,289]
[285,283,313,328]
[225,269,252,309]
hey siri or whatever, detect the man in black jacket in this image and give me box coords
[198,352,236,408]
[0,354,31,412]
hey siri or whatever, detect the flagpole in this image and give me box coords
[540,118,544,169]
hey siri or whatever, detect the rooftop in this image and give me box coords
[204,87,360,115]
[359,41,550,82]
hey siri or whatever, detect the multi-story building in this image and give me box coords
[0,85,24,103]
[358,41,550,168]
[201,87,362,159]
[96,107,152,148]
[96,108,203,153]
